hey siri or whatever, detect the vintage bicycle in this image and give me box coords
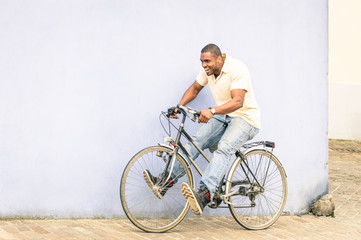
[120,105,287,233]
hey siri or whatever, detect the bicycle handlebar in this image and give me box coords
[178,105,201,116]
[166,105,201,122]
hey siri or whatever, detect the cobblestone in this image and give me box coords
[1,139,360,240]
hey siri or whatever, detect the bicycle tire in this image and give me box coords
[120,145,194,233]
[226,149,287,230]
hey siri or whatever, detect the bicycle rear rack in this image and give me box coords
[242,141,275,149]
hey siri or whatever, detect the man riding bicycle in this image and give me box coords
[144,43,260,215]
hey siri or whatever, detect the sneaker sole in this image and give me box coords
[181,182,202,215]
[143,170,163,199]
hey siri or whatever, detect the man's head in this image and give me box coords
[200,44,224,77]
[201,44,222,58]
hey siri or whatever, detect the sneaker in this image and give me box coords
[143,170,174,199]
[181,183,210,215]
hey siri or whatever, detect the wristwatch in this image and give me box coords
[209,107,216,115]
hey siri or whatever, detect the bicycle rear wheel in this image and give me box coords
[226,149,287,230]
[120,145,194,233]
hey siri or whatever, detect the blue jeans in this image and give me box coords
[171,115,259,201]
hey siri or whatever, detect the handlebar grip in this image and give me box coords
[166,107,182,117]
[166,105,200,119]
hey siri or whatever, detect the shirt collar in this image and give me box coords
[220,53,230,74]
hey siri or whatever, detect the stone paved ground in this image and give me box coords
[1,139,361,240]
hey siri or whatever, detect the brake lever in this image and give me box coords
[189,108,201,122]
[191,114,198,122]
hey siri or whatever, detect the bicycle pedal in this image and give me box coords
[208,193,222,208]
[208,200,222,209]
[208,203,217,209]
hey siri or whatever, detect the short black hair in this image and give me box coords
[201,44,222,57]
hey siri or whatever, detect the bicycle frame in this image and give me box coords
[162,107,210,183]
[161,107,277,208]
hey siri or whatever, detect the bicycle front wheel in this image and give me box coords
[120,145,194,233]
[226,149,287,230]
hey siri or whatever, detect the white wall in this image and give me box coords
[328,0,361,140]
[0,0,328,217]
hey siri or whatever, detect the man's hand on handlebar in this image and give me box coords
[167,107,179,119]
[198,108,213,123]
[167,105,210,122]
[170,108,179,119]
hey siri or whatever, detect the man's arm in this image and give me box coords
[212,89,246,114]
[179,81,204,106]
[170,81,203,118]
[198,89,246,123]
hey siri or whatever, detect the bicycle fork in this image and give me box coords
[153,144,186,196]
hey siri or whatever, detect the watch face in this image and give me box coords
[211,108,216,114]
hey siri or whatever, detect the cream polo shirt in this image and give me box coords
[196,54,261,128]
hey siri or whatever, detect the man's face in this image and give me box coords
[200,52,222,77]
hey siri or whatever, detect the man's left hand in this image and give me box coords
[198,108,214,123]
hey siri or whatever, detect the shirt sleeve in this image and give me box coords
[196,68,208,86]
[230,63,250,91]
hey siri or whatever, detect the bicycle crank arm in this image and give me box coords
[220,190,257,207]
[221,189,239,199]
[222,197,256,208]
